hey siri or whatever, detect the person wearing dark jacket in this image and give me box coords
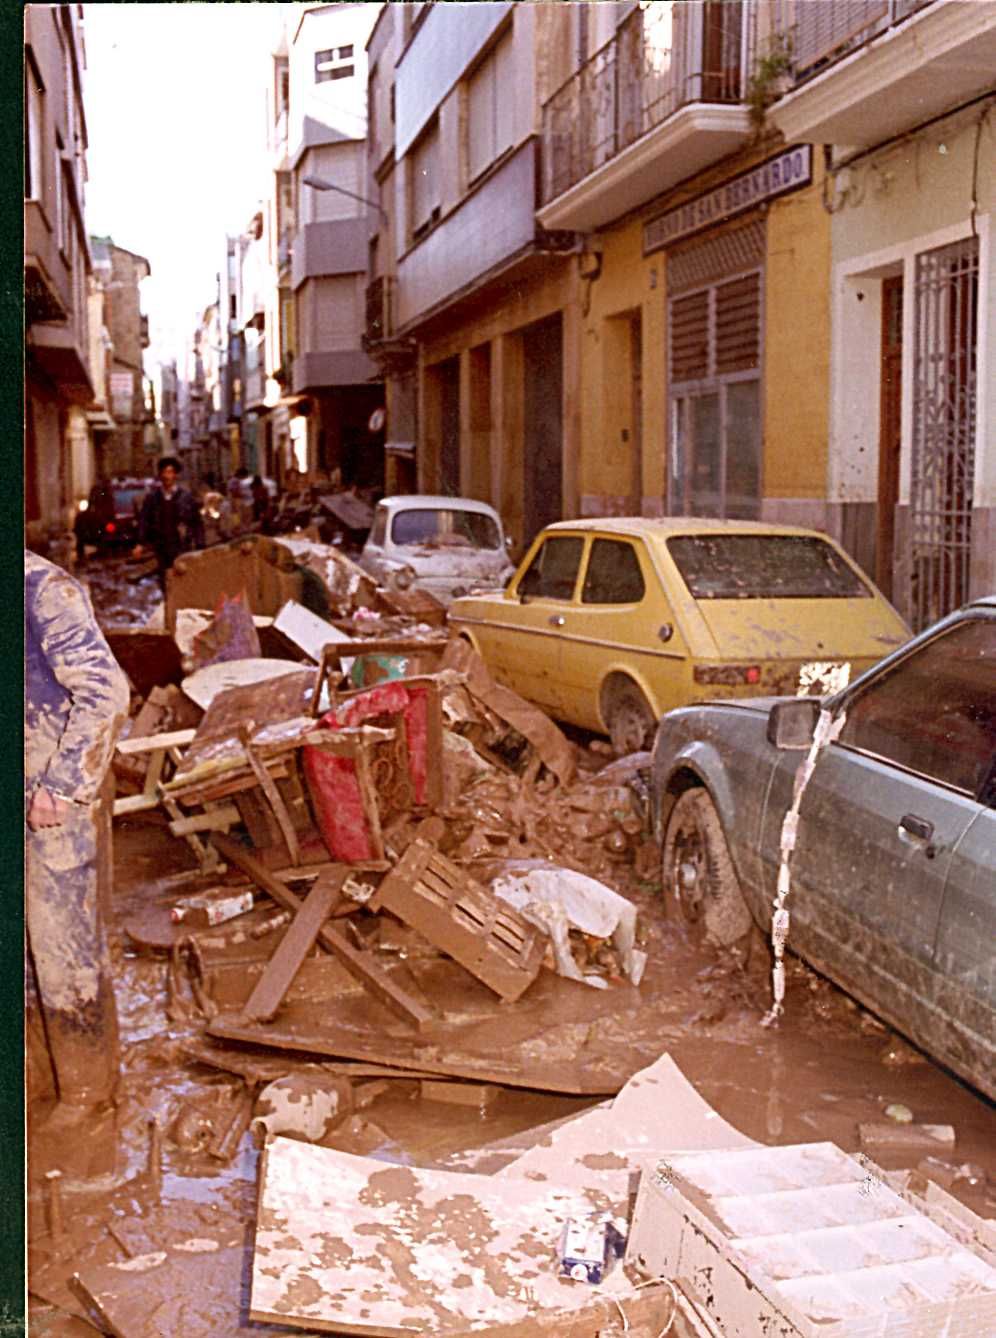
[133,456,204,587]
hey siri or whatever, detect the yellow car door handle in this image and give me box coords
[548,614,565,628]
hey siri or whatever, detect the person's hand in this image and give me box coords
[27,788,72,831]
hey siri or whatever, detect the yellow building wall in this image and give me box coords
[762,161,832,503]
[577,221,667,516]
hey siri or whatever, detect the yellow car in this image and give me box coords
[448,518,911,754]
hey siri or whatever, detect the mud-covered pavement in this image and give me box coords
[27,557,995,1336]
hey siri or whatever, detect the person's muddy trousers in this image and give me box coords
[25,803,119,1106]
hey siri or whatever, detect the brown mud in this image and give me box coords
[27,558,995,1334]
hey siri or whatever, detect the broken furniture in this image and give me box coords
[369,837,545,1003]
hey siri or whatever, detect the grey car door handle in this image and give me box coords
[899,813,936,858]
[548,615,565,627]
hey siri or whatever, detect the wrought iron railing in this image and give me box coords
[769,0,934,80]
[541,2,757,206]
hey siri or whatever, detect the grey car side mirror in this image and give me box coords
[767,698,821,749]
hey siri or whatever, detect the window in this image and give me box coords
[466,30,515,182]
[582,540,646,604]
[24,57,44,200]
[667,535,871,600]
[667,222,765,520]
[517,536,584,600]
[391,508,501,550]
[410,120,440,238]
[837,616,995,797]
[315,47,354,83]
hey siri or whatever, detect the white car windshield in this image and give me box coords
[390,508,501,550]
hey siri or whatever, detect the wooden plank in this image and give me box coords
[240,871,345,1024]
[211,833,432,1029]
[168,804,241,836]
[117,728,197,756]
[241,728,301,867]
[113,793,161,817]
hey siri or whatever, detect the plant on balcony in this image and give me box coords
[747,32,793,130]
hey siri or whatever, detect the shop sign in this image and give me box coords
[644,144,812,255]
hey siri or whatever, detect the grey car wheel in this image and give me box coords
[605,680,656,757]
[661,788,754,950]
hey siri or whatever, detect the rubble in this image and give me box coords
[26,547,996,1335]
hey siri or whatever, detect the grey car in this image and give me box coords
[651,597,995,1100]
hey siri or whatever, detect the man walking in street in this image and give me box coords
[133,455,204,587]
[24,550,130,1124]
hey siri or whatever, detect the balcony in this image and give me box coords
[397,137,573,331]
[538,2,756,233]
[768,0,996,148]
[291,219,368,290]
[365,275,393,343]
[291,349,378,395]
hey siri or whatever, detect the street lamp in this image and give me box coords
[302,174,387,224]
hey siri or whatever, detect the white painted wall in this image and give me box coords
[829,105,995,507]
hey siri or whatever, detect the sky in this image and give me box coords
[82,2,293,371]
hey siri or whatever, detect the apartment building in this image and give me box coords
[91,236,152,479]
[280,2,384,489]
[767,0,996,628]
[24,3,94,546]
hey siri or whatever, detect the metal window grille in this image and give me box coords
[909,236,978,631]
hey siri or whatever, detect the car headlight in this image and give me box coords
[391,565,415,591]
[77,499,89,512]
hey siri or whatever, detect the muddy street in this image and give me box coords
[27,555,995,1337]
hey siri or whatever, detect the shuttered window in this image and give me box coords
[793,1,887,73]
[467,30,515,183]
[668,241,763,520]
[411,120,440,238]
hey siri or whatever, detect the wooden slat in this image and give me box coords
[240,871,345,1024]
[211,833,432,1029]
[168,804,241,836]
[117,728,197,756]
[241,728,301,867]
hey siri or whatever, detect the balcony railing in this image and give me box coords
[773,0,933,81]
[541,1,756,207]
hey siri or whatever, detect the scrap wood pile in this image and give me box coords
[108,533,657,1132]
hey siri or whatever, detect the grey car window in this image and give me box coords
[581,539,646,604]
[517,536,584,600]
[391,508,501,549]
[667,534,870,599]
[837,616,995,796]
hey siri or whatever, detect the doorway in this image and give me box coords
[522,314,563,546]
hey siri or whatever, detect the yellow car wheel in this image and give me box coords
[604,678,656,757]
[661,789,754,952]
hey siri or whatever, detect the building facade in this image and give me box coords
[283,2,384,489]
[768,0,996,629]
[362,0,993,631]
[91,237,152,479]
[24,3,94,548]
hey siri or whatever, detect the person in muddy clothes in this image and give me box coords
[133,455,205,587]
[24,550,130,1122]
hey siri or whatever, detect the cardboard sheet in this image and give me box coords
[251,1139,641,1334]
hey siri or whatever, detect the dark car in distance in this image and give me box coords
[651,597,995,1101]
[75,479,150,555]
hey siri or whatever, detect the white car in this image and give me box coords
[359,495,515,606]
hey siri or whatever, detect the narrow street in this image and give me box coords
[26,558,994,1336]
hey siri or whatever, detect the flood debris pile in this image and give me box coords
[101,543,664,1135]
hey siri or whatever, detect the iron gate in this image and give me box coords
[909,235,979,631]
